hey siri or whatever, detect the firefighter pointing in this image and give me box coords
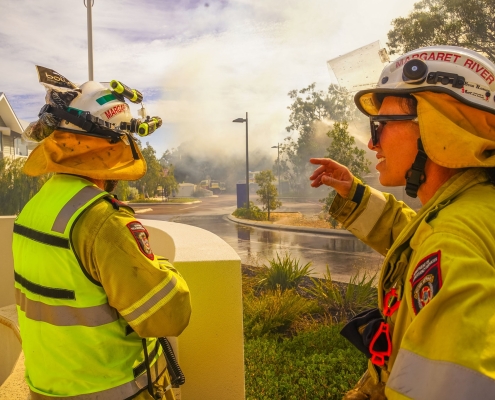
[310,46,495,399]
[13,66,191,400]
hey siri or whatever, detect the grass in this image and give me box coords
[242,255,377,398]
[128,197,197,203]
[243,288,319,339]
[257,253,314,291]
[305,266,378,322]
[245,324,368,400]
[233,202,267,221]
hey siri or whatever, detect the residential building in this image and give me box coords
[0,92,36,159]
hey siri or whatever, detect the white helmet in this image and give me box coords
[62,81,133,132]
[355,45,495,116]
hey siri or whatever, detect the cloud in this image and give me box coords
[0,0,417,159]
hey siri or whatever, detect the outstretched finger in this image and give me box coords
[309,164,327,180]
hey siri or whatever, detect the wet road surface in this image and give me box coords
[137,195,383,281]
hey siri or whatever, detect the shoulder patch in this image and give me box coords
[410,251,442,315]
[126,221,154,260]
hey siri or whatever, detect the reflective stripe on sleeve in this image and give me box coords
[15,288,119,327]
[52,186,104,234]
[121,276,178,325]
[29,352,166,400]
[347,187,386,239]
[387,349,495,400]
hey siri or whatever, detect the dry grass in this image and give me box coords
[269,212,341,229]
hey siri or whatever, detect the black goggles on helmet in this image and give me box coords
[369,114,418,146]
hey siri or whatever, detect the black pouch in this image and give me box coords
[340,308,384,358]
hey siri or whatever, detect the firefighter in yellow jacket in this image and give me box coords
[12,66,191,400]
[310,46,495,399]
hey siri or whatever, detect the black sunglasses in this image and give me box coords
[369,115,418,146]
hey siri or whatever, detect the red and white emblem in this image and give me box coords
[410,251,442,315]
[126,221,154,260]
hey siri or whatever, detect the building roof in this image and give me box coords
[0,92,25,135]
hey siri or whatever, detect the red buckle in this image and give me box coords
[383,288,401,317]
[369,322,392,366]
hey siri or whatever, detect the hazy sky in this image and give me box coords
[0,0,418,158]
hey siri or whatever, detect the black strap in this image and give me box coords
[141,339,155,398]
[351,183,365,204]
[14,223,70,249]
[14,271,76,300]
[405,138,428,198]
[134,341,160,379]
[44,104,123,144]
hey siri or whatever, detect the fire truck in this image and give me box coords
[199,179,226,194]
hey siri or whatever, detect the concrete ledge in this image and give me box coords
[0,217,245,400]
[0,305,28,400]
[227,214,353,236]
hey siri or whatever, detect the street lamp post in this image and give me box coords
[83,0,95,80]
[233,112,249,210]
[271,143,280,194]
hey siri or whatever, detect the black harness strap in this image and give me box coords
[14,223,70,249]
[14,271,76,300]
[405,138,428,198]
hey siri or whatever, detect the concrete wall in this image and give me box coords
[0,217,15,308]
[0,217,245,400]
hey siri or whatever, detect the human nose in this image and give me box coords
[368,137,377,151]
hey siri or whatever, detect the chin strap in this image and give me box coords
[405,138,427,198]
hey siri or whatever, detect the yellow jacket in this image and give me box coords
[331,168,495,399]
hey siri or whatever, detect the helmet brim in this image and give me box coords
[355,86,495,117]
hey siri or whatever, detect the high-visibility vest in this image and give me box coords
[13,174,164,399]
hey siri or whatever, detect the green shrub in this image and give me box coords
[258,253,313,291]
[233,202,267,221]
[243,288,318,339]
[306,266,378,322]
[245,324,367,400]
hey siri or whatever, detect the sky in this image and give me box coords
[0,0,418,159]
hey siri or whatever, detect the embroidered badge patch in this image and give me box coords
[410,251,442,315]
[126,221,154,260]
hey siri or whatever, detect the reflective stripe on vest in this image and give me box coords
[29,352,166,400]
[387,349,495,399]
[51,186,104,234]
[15,288,119,327]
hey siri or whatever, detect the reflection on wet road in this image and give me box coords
[142,213,383,281]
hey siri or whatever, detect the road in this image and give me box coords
[136,194,383,281]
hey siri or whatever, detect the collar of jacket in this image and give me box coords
[378,168,489,308]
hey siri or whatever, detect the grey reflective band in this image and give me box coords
[29,352,166,400]
[13,223,70,249]
[347,187,387,239]
[16,288,118,327]
[124,276,178,322]
[387,349,495,400]
[52,186,104,233]
[15,271,75,300]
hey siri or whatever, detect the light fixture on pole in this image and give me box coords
[83,0,95,80]
[271,143,280,194]
[233,113,249,210]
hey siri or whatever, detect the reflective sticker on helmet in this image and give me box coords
[410,251,442,315]
[462,81,491,101]
[126,221,154,260]
[96,93,118,105]
[104,103,129,120]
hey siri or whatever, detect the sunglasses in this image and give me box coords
[369,115,418,146]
